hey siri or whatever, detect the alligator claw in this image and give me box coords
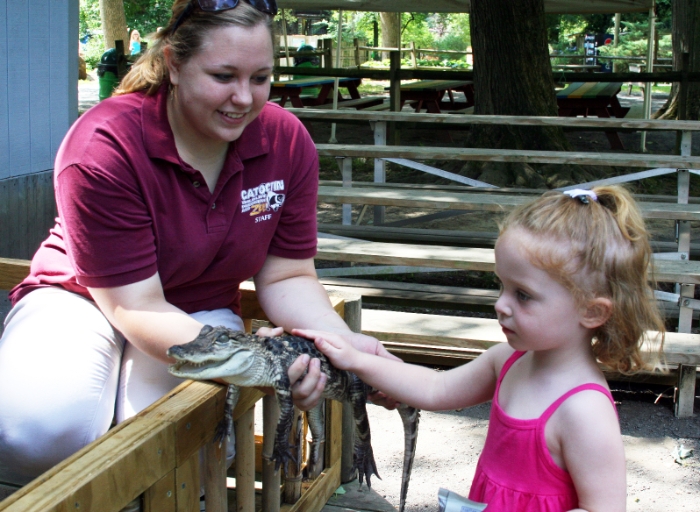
[355,445,380,488]
[272,442,299,474]
[214,419,229,447]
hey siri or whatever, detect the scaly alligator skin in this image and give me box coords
[167,325,419,511]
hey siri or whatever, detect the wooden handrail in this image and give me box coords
[0,259,347,512]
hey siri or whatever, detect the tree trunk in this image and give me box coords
[380,12,400,61]
[100,0,128,51]
[463,0,598,188]
[654,0,700,121]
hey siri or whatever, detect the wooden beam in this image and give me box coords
[316,144,700,169]
[317,186,700,221]
[316,238,700,285]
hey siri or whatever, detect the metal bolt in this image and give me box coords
[166,491,172,498]
[158,448,162,455]
[684,299,690,307]
[682,253,687,260]
[186,422,191,430]
[181,483,187,489]
[75,503,80,509]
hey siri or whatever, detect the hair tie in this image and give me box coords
[564,189,597,205]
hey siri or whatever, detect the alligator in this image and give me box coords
[167,325,419,512]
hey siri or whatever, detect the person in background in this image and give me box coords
[0,0,396,487]
[129,29,141,55]
[300,186,666,512]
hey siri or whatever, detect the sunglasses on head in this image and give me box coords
[172,0,278,34]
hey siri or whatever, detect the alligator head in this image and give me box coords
[167,325,256,380]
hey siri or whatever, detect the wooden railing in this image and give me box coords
[0,259,347,512]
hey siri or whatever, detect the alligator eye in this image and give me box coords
[216,334,229,344]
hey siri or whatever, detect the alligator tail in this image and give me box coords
[397,403,420,512]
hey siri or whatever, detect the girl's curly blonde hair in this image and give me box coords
[499,185,665,374]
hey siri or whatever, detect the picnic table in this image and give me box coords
[552,64,601,72]
[556,82,630,149]
[388,80,475,113]
[269,77,362,108]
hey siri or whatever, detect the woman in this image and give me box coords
[129,29,141,55]
[0,0,395,486]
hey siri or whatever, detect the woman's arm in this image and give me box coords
[88,272,202,363]
[296,329,509,411]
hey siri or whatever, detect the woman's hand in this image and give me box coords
[254,325,327,411]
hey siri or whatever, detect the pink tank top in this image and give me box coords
[468,351,616,511]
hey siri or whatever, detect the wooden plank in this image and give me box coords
[141,381,226,466]
[143,471,177,512]
[315,144,700,169]
[283,461,341,512]
[288,109,700,132]
[175,452,199,512]
[0,418,176,512]
[363,309,700,366]
[318,223,500,247]
[674,365,697,418]
[321,278,500,307]
[0,257,30,290]
[317,186,700,221]
[316,238,700,285]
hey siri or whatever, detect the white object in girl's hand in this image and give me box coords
[438,487,487,512]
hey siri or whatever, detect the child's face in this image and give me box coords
[494,227,590,352]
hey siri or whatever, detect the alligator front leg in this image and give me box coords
[271,377,298,473]
[302,401,326,480]
[349,376,379,488]
[215,385,240,447]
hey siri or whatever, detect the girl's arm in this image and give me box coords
[296,329,512,411]
[555,391,626,512]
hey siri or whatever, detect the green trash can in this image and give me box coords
[97,48,119,101]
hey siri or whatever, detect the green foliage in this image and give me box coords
[79,0,174,63]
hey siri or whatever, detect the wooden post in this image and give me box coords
[372,121,387,225]
[388,50,402,147]
[675,365,697,418]
[353,38,360,68]
[235,407,256,512]
[262,395,281,512]
[115,40,128,81]
[322,39,332,69]
[337,292,362,484]
[409,41,417,69]
[202,439,228,512]
[339,157,353,225]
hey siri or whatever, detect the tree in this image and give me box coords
[654,0,700,120]
[464,0,598,188]
[380,12,400,60]
[100,0,128,50]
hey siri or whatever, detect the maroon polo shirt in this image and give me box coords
[10,86,319,315]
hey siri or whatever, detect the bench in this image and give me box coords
[556,82,630,149]
[315,237,700,417]
[0,257,349,512]
[312,96,385,110]
[361,308,700,384]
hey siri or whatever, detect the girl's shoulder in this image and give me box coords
[485,343,518,377]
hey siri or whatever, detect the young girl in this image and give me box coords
[297,186,666,512]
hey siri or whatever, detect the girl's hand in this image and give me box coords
[293,329,357,370]
[294,329,400,410]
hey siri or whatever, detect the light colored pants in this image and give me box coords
[0,287,243,486]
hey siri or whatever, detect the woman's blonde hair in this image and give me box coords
[116,0,275,96]
[499,185,666,374]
